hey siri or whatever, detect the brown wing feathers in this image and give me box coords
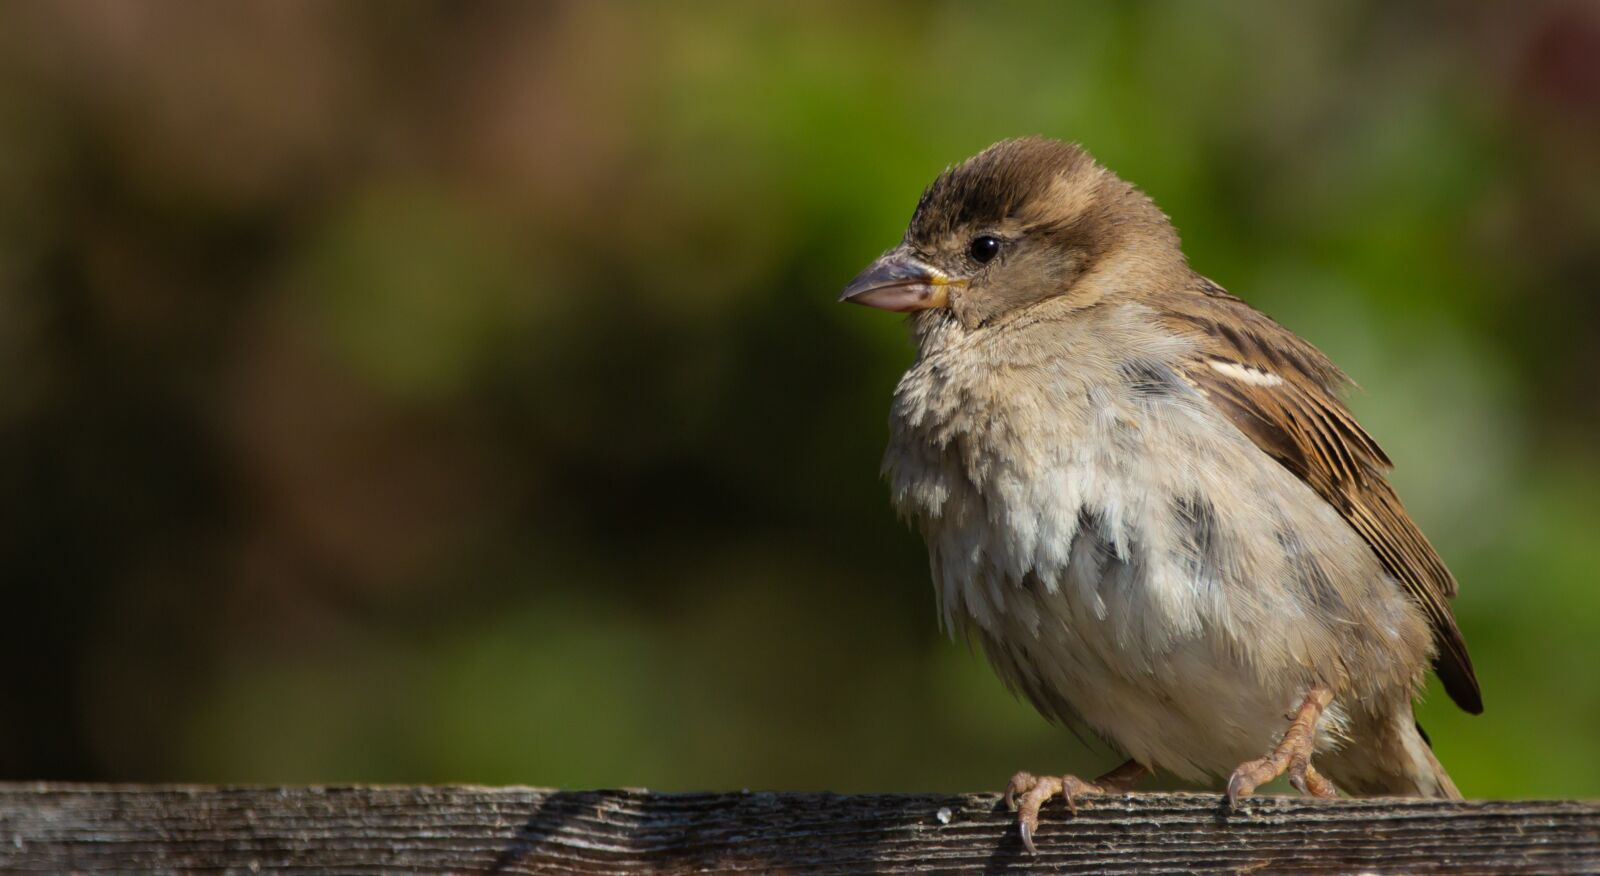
[1160,279,1483,714]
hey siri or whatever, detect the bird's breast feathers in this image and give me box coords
[882,303,1431,700]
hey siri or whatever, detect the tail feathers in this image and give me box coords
[1321,715,1461,799]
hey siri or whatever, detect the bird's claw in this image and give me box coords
[1003,771,1031,812]
[1288,758,1338,798]
[1005,771,1105,854]
[1226,757,1272,809]
[1226,684,1339,810]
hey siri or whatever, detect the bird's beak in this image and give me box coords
[838,252,957,312]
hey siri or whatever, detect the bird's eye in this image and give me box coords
[968,235,1002,264]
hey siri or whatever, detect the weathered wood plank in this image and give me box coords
[1,785,1597,874]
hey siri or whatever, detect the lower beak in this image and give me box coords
[838,253,955,312]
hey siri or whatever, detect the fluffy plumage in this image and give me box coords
[845,137,1477,802]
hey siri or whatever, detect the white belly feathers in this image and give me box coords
[882,312,1423,779]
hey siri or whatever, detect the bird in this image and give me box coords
[839,137,1481,852]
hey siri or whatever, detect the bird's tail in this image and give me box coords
[1320,710,1461,799]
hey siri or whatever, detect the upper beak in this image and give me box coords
[838,252,957,312]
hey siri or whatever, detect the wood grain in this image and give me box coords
[2,785,1597,874]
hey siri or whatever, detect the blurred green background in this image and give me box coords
[1,0,1597,799]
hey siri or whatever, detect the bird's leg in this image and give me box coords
[1005,759,1150,853]
[1226,683,1340,807]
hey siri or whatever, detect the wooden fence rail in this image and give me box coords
[2,784,1598,874]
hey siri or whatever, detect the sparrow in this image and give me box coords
[840,138,1481,851]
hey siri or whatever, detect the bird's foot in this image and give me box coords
[1004,759,1148,853]
[1226,683,1340,808]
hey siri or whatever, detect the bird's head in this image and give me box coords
[840,137,1183,330]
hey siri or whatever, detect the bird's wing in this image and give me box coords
[1156,277,1482,714]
